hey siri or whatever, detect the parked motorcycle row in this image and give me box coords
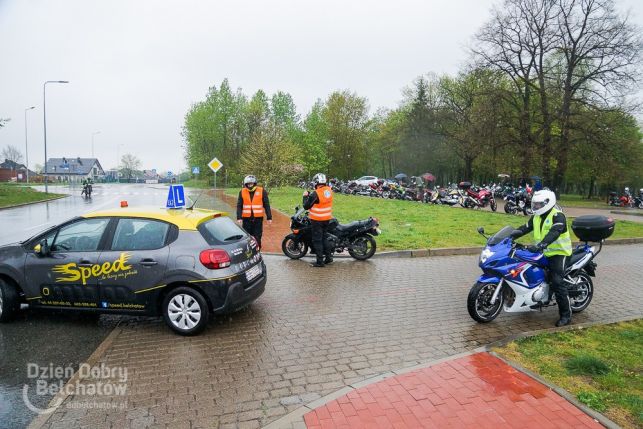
[300,177,510,213]
[608,188,643,209]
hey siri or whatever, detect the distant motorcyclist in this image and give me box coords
[236,175,272,249]
[510,190,573,327]
[303,173,334,267]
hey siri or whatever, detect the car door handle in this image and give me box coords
[140,259,158,267]
[78,259,93,267]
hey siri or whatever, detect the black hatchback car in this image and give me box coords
[0,206,266,335]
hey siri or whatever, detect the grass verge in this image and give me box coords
[228,187,643,250]
[494,320,643,429]
[0,184,65,209]
[559,194,611,209]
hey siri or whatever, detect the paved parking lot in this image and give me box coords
[35,244,643,429]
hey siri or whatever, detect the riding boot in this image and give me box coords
[310,254,325,268]
[324,254,333,264]
[555,295,572,327]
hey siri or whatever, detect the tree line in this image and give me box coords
[183,0,642,196]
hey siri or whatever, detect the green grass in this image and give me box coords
[559,194,610,209]
[495,320,643,429]
[230,187,643,250]
[0,184,65,208]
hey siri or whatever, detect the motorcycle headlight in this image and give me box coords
[479,248,494,264]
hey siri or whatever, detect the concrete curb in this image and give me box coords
[262,237,643,259]
[611,210,643,217]
[27,326,123,429]
[263,315,641,429]
[0,194,68,211]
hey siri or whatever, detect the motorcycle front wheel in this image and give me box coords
[348,235,377,260]
[281,234,308,259]
[467,282,504,323]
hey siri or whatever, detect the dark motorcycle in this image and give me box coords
[81,182,92,198]
[281,207,381,260]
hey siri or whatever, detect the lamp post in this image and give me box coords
[43,80,69,193]
[91,131,101,158]
[24,106,35,183]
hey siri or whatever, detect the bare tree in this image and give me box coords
[0,118,9,128]
[1,145,24,166]
[119,153,141,182]
[552,0,642,190]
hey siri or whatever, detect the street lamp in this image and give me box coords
[24,106,35,184]
[91,131,101,158]
[43,80,69,193]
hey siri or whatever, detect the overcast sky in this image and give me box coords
[1,0,641,173]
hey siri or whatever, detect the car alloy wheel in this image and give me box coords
[162,287,210,335]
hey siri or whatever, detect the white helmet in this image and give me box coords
[243,175,257,186]
[531,189,556,216]
[312,173,327,186]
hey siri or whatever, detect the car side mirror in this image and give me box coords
[35,239,50,257]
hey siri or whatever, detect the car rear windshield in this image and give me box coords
[198,216,248,245]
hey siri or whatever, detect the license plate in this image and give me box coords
[375,228,382,235]
[245,264,262,282]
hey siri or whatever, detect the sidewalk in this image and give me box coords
[302,352,602,429]
[218,189,292,253]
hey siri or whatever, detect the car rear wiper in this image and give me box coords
[223,234,244,241]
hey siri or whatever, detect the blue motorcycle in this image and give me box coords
[467,217,613,323]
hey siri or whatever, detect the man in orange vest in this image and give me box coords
[303,173,334,267]
[236,175,272,249]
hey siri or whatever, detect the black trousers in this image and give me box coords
[311,220,332,260]
[242,218,264,249]
[548,255,571,318]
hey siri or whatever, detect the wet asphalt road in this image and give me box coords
[0,184,229,429]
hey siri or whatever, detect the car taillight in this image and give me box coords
[199,249,231,269]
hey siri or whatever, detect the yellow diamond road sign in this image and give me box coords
[208,157,223,173]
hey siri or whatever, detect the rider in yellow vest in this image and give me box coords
[511,190,573,327]
[236,175,272,249]
[303,173,334,267]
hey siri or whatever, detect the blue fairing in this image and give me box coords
[477,236,548,289]
[477,274,501,284]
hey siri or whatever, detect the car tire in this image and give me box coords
[0,278,20,322]
[162,287,210,336]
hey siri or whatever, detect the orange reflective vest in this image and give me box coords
[241,187,265,218]
[309,186,333,221]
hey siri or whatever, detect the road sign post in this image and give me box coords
[208,157,223,192]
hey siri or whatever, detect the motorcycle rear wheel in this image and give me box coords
[348,235,377,260]
[569,271,593,313]
[467,282,504,323]
[281,234,308,259]
[490,199,497,212]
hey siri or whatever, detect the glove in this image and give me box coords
[526,243,544,253]
[303,191,309,197]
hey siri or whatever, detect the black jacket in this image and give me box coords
[513,208,568,247]
[236,188,272,220]
[303,190,320,210]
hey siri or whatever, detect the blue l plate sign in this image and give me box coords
[166,184,186,209]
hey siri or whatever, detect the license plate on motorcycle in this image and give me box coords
[245,264,262,282]
[375,228,382,235]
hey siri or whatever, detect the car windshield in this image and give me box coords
[199,216,248,245]
[487,226,515,246]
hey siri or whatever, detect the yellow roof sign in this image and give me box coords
[208,157,223,173]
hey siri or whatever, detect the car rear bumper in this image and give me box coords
[210,262,267,314]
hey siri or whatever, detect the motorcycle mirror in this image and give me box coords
[477,227,485,235]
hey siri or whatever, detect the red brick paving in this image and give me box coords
[303,352,602,429]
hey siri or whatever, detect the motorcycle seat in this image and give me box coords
[568,248,588,266]
[336,220,370,232]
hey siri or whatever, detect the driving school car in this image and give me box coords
[0,206,266,335]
